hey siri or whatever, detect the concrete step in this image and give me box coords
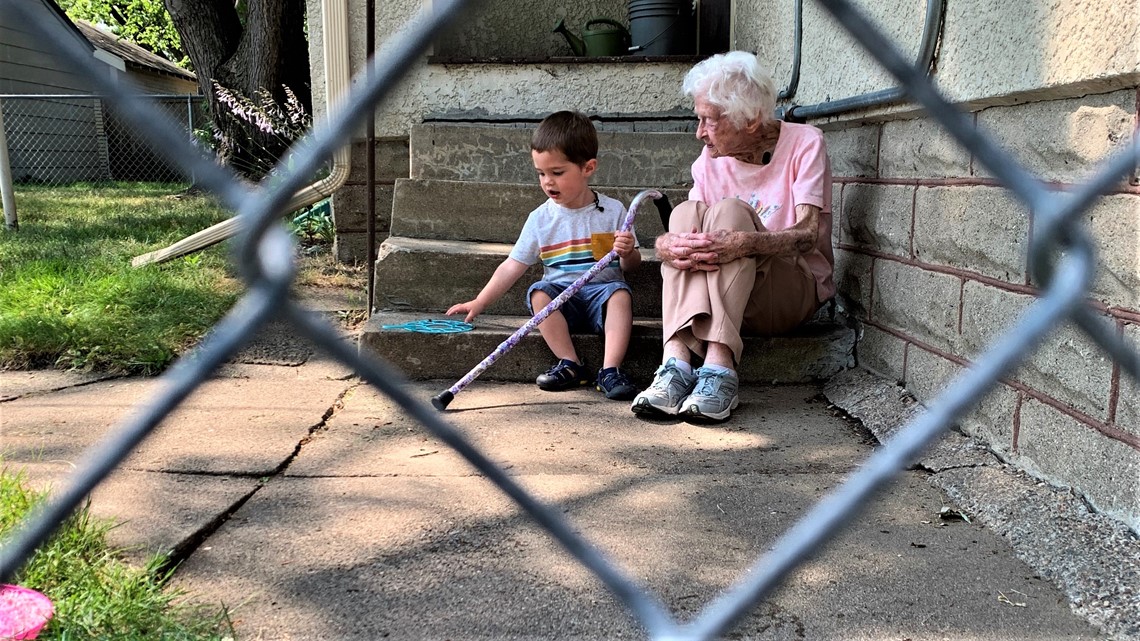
[390,179,687,245]
[409,123,702,187]
[373,236,664,317]
[359,310,856,384]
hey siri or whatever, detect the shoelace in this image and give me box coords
[548,361,578,378]
[651,367,683,392]
[602,371,627,387]
[692,371,725,397]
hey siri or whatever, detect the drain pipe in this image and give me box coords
[132,0,352,267]
[781,0,943,122]
[776,0,802,102]
[365,0,376,315]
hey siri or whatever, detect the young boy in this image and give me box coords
[446,110,642,400]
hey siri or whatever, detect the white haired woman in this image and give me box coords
[631,51,834,422]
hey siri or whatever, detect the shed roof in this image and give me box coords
[75,20,196,83]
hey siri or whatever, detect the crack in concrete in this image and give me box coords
[160,380,361,579]
[0,373,127,403]
[125,468,278,479]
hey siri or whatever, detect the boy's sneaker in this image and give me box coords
[536,358,590,391]
[596,367,637,400]
[680,367,739,422]
[630,357,697,416]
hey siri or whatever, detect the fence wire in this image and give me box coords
[2,0,1139,638]
[0,94,204,185]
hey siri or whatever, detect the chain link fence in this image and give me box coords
[1,0,1138,638]
[0,94,205,185]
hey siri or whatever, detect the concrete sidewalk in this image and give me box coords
[2,316,1137,639]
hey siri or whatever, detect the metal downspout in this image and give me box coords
[781,0,944,122]
[131,0,353,267]
[777,0,802,101]
[366,0,376,315]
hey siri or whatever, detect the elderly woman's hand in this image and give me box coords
[661,228,729,268]
[656,229,752,271]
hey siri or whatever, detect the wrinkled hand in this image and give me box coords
[613,230,635,258]
[446,300,484,323]
[657,229,744,271]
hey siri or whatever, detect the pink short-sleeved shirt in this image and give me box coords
[688,121,835,301]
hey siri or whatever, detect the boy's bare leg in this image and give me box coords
[531,290,580,363]
[602,290,632,369]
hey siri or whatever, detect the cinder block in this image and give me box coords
[332,184,394,233]
[839,183,913,257]
[833,247,874,316]
[334,231,387,265]
[857,324,906,384]
[1017,398,1140,531]
[960,281,1113,420]
[1082,194,1140,310]
[822,124,879,179]
[1112,323,1140,436]
[975,90,1137,183]
[871,260,961,353]
[913,185,1030,283]
[905,346,1018,457]
[345,139,410,184]
[879,117,972,179]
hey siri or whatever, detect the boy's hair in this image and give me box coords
[531,111,598,166]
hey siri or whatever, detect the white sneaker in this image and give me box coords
[679,367,739,422]
[630,358,697,416]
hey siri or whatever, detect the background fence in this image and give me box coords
[0,94,205,185]
[1,0,1138,638]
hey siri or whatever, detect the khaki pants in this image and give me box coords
[661,199,819,365]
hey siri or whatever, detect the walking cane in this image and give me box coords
[432,189,672,410]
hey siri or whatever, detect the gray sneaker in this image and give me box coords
[680,367,739,422]
[630,357,697,416]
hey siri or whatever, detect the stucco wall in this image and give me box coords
[307,0,691,139]
[434,0,629,59]
[736,0,1139,117]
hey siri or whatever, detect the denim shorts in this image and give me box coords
[525,280,632,334]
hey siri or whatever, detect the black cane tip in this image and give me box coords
[431,391,454,411]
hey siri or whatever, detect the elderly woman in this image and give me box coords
[631,51,834,422]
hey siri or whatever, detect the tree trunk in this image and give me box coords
[164,0,310,180]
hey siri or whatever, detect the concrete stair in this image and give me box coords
[359,122,856,384]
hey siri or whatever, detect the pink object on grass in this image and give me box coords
[0,585,53,640]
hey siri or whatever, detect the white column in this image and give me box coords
[0,101,17,231]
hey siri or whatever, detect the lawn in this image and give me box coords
[0,183,242,374]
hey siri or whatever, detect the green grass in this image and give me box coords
[0,183,241,374]
[0,467,234,640]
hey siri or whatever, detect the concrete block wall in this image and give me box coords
[828,87,1140,531]
[332,139,407,263]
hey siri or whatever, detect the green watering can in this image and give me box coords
[553,17,631,57]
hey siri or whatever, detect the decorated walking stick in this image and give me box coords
[432,189,672,410]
